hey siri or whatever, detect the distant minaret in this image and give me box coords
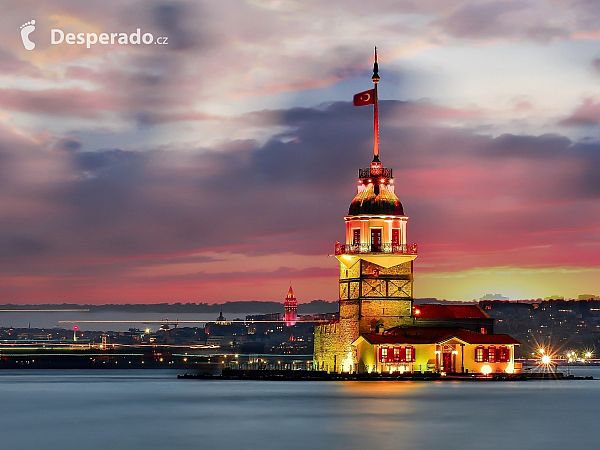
[284,285,298,326]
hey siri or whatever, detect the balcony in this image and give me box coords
[334,242,418,256]
[359,167,392,179]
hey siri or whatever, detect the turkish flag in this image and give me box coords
[353,89,374,106]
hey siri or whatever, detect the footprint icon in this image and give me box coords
[20,20,36,50]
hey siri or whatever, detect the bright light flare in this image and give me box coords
[541,355,551,365]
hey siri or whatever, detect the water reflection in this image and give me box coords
[0,371,598,449]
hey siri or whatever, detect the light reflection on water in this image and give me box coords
[0,368,599,449]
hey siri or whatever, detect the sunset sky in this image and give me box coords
[1,0,599,304]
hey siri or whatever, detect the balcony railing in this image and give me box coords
[359,167,393,179]
[334,242,418,255]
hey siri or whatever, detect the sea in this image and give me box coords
[1,367,599,450]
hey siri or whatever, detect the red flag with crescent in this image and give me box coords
[353,89,374,106]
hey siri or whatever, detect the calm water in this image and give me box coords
[1,368,599,449]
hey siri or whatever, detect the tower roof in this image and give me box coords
[348,184,404,216]
[286,285,295,299]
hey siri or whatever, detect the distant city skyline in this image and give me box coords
[0,1,599,303]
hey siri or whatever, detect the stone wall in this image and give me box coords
[313,318,359,372]
[315,258,416,373]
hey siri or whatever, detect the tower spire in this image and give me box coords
[372,46,380,162]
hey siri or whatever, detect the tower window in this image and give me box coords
[392,229,400,246]
[353,229,360,246]
[371,229,382,252]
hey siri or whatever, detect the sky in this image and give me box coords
[0,0,599,304]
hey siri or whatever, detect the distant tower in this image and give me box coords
[285,285,298,326]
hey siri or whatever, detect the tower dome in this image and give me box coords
[348,172,404,216]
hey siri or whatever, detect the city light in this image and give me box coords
[541,355,551,365]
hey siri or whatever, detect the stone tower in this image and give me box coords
[313,49,417,373]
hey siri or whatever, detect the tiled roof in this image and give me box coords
[413,304,490,320]
[452,329,520,344]
[359,327,519,346]
[362,327,455,345]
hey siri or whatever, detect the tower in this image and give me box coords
[284,285,298,326]
[314,48,417,373]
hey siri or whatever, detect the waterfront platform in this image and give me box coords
[177,368,594,381]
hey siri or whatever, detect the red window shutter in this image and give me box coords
[379,347,383,362]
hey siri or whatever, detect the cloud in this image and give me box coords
[559,97,600,126]
[431,1,531,39]
[2,0,600,302]
[1,99,599,268]
[0,87,120,118]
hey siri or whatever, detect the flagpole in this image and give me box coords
[372,46,380,161]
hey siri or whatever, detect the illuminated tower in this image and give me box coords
[284,285,298,326]
[314,49,417,373]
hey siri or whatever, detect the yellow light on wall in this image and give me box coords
[481,365,492,375]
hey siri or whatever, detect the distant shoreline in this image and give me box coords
[0,300,338,314]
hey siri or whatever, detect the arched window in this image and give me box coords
[498,346,509,362]
[405,346,415,362]
[488,346,496,363]
[475,346,486,362]
[379,347,388,363]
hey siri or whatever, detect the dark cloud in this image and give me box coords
[572,141,600,196]
[592,58,600,76]
[1,100,599,271]
[152,2,200,50]
[484,133,571,158]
